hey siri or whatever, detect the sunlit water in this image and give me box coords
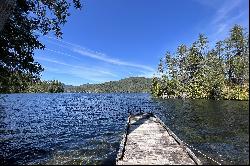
[0,93,248,165]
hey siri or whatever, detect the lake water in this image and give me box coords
[0,93,248,165]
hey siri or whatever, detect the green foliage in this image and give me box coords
[2,71,35,93]
[151,77,162,97]
[222,84,249,100]
[65,77,152,93]
[26,80,64,93]
[225,24,249,85]
[0,0,82,93]
[151,24,249,100]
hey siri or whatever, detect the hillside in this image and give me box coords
[64,77,152,93]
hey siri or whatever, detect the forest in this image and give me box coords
[26,80,64,93]
[0,1,248,100]
[64,77,152,93]
[151,25,249,100]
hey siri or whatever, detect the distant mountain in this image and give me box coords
[64,77,152,93]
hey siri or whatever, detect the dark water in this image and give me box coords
[0,93,248,165]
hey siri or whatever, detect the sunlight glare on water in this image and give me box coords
[0,93,248,165]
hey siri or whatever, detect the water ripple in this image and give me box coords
[0,93,248,165]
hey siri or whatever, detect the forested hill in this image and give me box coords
[64,77,152,93]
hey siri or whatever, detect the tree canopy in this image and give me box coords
[27,80,64,93]
[0,0,82,93]
[64,77,152,93]
[151,25,249,100]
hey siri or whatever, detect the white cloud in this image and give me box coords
[44,35,155,72]
[211,0,242,25]
[35,36,156,84]
[44,48,80,60]
[211,10,248,40]
[72,48,154,71]
[37,56,118,78]
[45,66,115,83]
[197,0,249,46]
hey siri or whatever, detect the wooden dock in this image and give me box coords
[116,113,202,165]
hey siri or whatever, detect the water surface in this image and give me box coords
[0,93,248,165]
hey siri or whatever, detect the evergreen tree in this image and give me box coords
[152,24,249,100]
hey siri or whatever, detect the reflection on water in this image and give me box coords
[0,93,248,165]
[154,99,249,165]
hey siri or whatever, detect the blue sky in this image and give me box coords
[34,0,249,85]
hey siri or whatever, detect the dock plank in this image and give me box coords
[116,113,201,165]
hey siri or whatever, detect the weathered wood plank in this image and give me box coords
[116,113,201,165]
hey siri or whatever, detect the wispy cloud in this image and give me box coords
[34,34,156,84]
[198,0,249,45]
[213,10,248,37]
[37,56,118,78]
[44,65,116,83]
[44,35,154,72]
[211,0,242,25]
[73,48,154,71]
[44,48,80,60]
